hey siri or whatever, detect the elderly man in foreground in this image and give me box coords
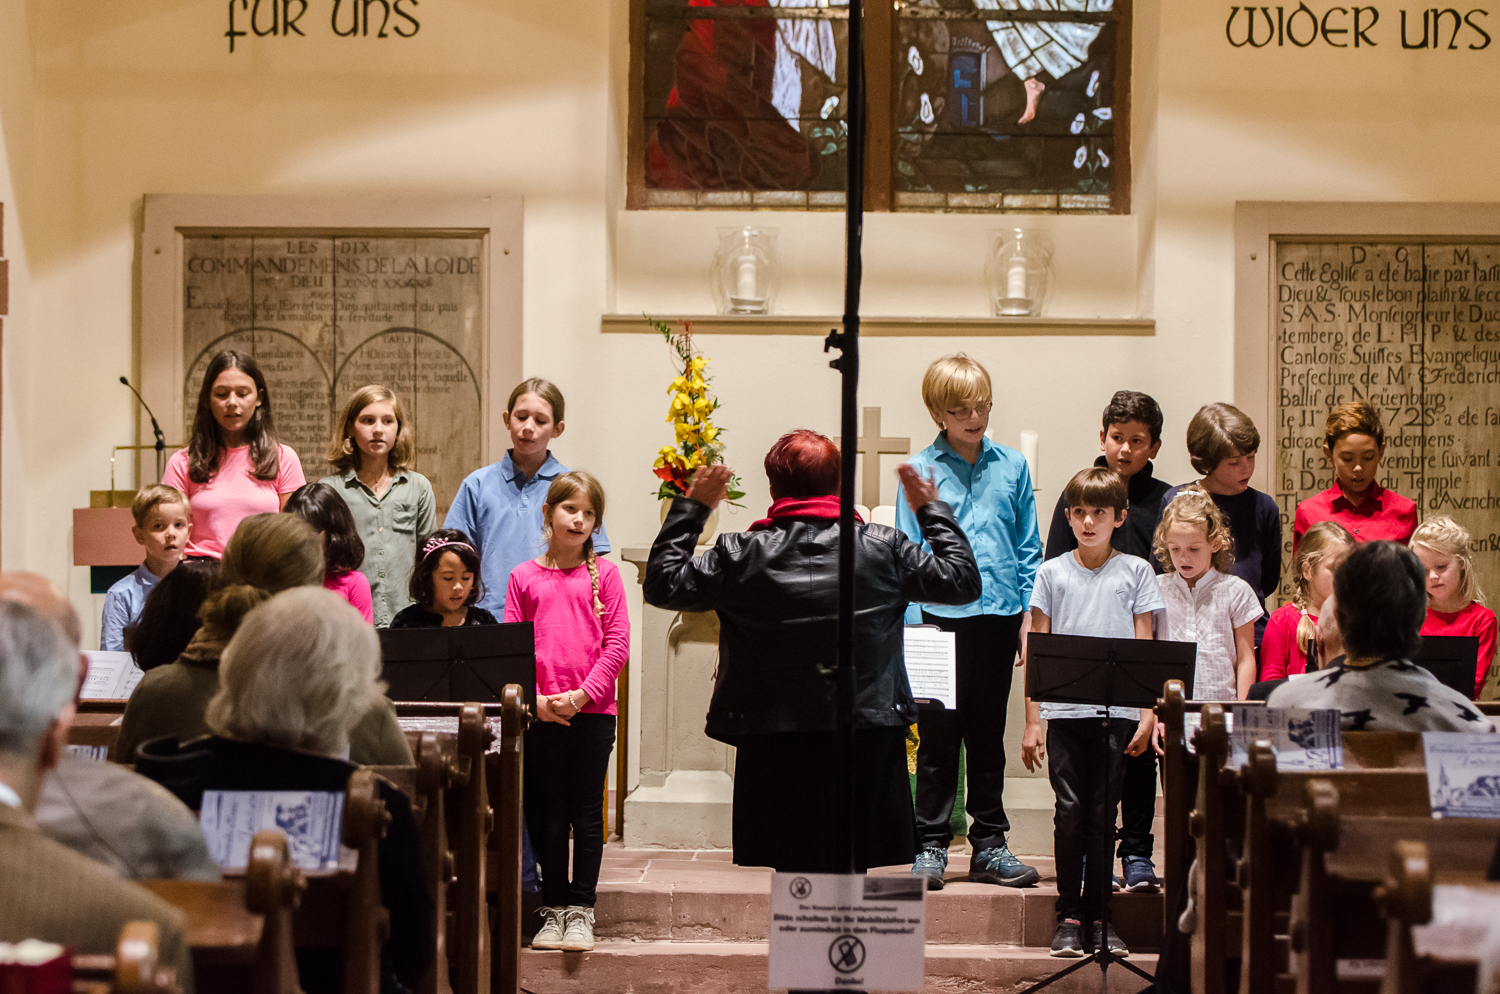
[0,597,194,990]
[644,429,980,874]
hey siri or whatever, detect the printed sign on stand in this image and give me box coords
[768,873,925,991]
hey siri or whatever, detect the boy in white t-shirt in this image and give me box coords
[1022,467,1163,959]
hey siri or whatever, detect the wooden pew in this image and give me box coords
[487,686,526,994]
[140,830,303,994]
[70,920,182,994]
[1376,839,1500,994]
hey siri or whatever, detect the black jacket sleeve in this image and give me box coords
[1258,493,1283,601]
[1043,491,1074,561]
[895,501,982,606]
[643,497,725,613]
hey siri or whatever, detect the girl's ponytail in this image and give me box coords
[585,544,604,618]
[1290,520,1355,659]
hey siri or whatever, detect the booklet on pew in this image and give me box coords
[903,627,956,709]
[200,790,348,871]
[1227,705,1342,770]
[1422,733,1500,819]
[78,650,144,700]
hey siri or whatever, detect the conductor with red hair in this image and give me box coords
[645,430,980,873]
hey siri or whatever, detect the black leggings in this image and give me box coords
[524,714,616,908]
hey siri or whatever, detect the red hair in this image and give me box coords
[764,430,841,499]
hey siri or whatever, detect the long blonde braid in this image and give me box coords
[584,544,604,618]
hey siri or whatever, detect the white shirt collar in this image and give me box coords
[0,781,22,809]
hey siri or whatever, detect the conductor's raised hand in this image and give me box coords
[897,463,940,510]
[686,464,732,510]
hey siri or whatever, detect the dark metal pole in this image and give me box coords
[835,0,866,877]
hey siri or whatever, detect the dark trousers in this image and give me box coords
[913,611,1022,852]
[1048,717,1133,923]
[1117,748,1156,858]
[524,714,616,908]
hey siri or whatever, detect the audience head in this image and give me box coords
[1410,515,1484,610]
[1186,403,1260,495]
[1153,485,1234,579]
[0,601,81,802]
[764,430,841,500]
[0,572,81,649]
[126,558,220,671]
[410,529,484,614]
[199,514,323,646]
[187,349,280,484]
[328,384,415,473]
[130,484,190,568]
[504,378,566,462]
[1321,401,1385,501]
[206,587,383,757]
[1315,593,1344,668]
[1100,390,1163,477]
[1293,521,1355,656]
[284,482,366,578]
[1333,541,1427,662]
[921,354,993,440]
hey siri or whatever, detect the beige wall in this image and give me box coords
[0,0,1498,656]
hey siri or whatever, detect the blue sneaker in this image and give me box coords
[911,847,948,890]
[1121,855,1159,892]
[970,844,1040,887]
[1082,855,1124,891]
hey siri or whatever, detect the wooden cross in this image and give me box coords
[837,406,910,508]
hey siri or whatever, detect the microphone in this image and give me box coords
[120,376,166,453]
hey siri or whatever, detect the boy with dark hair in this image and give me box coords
[1023,467,1162,958]
[1043,391,1170,894]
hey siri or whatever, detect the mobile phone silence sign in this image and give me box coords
[768,873,925,991]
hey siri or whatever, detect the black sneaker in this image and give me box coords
[970,844,1041,887]
[1050,919,1085,957]
[911,846,948,891]
[1090,921,1129,957]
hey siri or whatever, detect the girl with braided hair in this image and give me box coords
[505,471,627,954]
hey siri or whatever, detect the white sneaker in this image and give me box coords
[531,907,565,950]
[560,905,595,951]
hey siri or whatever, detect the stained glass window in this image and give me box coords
[630,0,1129,214]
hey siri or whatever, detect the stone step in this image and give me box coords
[521,941,1160,994]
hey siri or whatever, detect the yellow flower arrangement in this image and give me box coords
[647,315,745,504]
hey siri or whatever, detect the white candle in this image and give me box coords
[1006,256,1027,300]
[1019,429,1039,488]
[737,253,757,299]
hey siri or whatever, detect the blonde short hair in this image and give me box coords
[1411,515,1486,606]
[206,587,385,757]
[1154,485,1235,574]
[132,484,189,528]
[327,385,416,473]
[920,353,992,425]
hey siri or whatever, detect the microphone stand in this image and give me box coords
[119,376,167,482]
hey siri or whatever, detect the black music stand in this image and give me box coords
[1413,634,1481,700]
[378,623,536,707]
[1021,632,1197,993]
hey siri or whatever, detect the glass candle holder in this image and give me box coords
[711,226,780,316]
[985,228,1054,318]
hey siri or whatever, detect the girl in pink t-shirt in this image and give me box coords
[284,482,374,624]
[1413,516,1498,698]
[163,350,305,558]
[505,471,627,952]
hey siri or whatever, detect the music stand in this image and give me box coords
[378,623,536,707]
[1413,634,1481,700]
[1021,632,1197,993]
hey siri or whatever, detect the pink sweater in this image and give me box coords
[326,569,375,624]
[164,444,305,558]
[504,558,629,714]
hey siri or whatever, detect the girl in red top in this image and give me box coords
[1292,401,1417,555]
[1260,520,1353,680]
[1412,516,1498,698]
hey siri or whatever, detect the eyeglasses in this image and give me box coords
[945,401,993,422]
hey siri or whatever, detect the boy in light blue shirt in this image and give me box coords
[1021,467,1161,958]
[897,354,1042,891]
[100,485,189,651]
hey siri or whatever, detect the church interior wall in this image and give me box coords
[0,1,1495,790]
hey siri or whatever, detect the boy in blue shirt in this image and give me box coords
[1023,467,1162,958]
[897,354,1042,891]
[100,485,189,651]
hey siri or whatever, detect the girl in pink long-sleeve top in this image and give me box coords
[504,471,628,953]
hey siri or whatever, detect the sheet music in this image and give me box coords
[903,628,956,709]
[1228,706,1342,770]
[79,650,145,700]
[200,790,346,871]
[63,745,108,762]
[1423,733,1500,819]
